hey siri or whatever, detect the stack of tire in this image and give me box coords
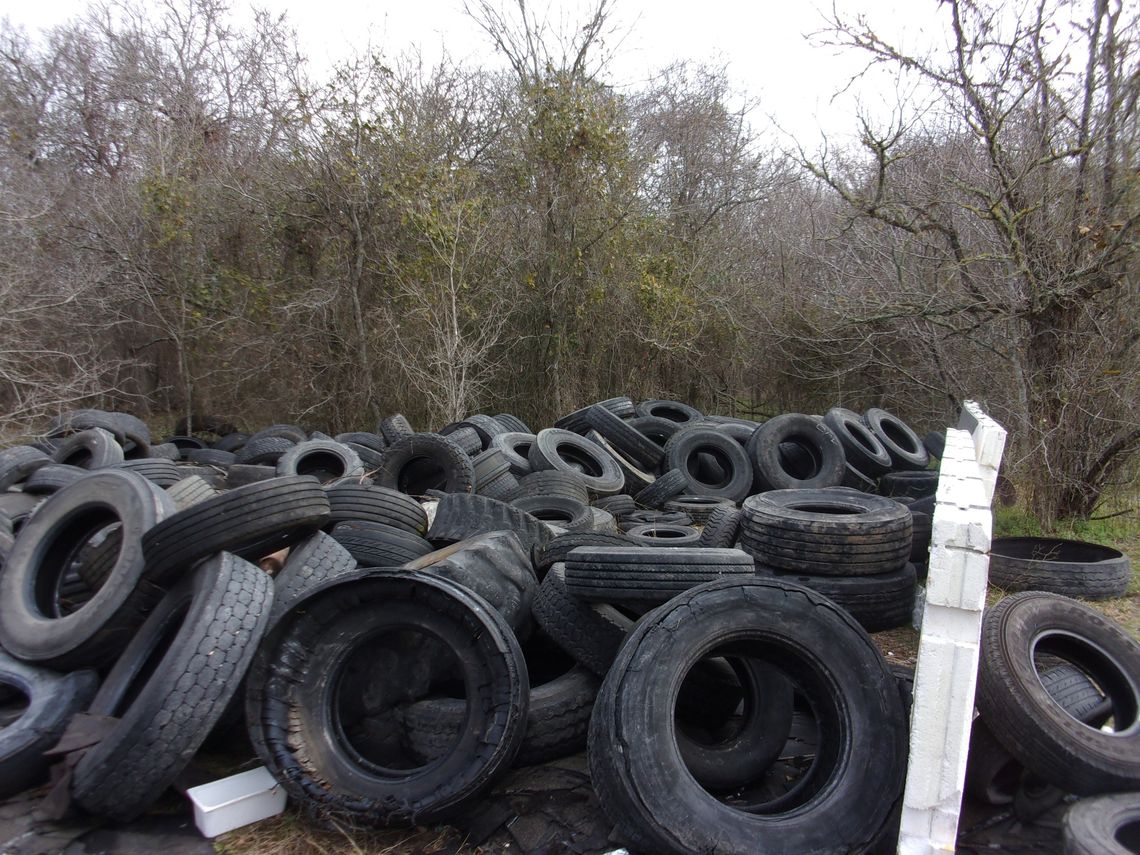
[737,488,917,632]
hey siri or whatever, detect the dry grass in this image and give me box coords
[213,810,472,855]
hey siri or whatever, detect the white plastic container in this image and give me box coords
[186,766,286,837]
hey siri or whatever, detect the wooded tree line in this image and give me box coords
[0,0,1136,523]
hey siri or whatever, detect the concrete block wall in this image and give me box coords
[897,404,1006,855]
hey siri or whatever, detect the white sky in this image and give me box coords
[0,0,950,145]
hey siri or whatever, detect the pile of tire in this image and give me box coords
[0,400,1130,853]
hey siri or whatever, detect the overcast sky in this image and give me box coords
[0,0,949,144]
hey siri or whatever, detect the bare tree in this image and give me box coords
[800,0,1139,522]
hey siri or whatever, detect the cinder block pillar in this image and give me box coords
[897,404,1006,855]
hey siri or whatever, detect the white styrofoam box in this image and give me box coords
[898,409,1006,855]
[924,546,990,613]
[186,766,286,838]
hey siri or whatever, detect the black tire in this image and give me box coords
[634,399,704,424]
[510,495,593,532]
[746,413,846,491]
[988,537,1132,600]
[234,435,296,465]
[740,489,913,576]
[438,423,484,456]
[623,523,702,548]
[405,530,538,634]
[564,546,754,605]
[141,475,330,586]
[532,565,633,677]
[621,509,693,527]
[964,718,1022,806]
[824,407,892,477]
[378,433,475,496]
[400,665,599,768]
[533,531,635,576]
[765,562,917,633]
[50,428,124,469]
[977,592,1140,795]
[699,506,742,548]
[50,410,150,449]
[663,428,753,502]
[842,463,878,492]
[329,521,435,567]
[148,442,181,461]
[594,493,637,518]
[247,423,308,445]
[0,652,98,797]
[472,447,511,486]
[185,448,236,467]
[554,397,635,434]
[491,432,536,478]
[878,469,939,499]
[164,434,207,454]
[0,445,51,490]
[585,404,664,471]
[664,495,736,524]
[586,430,658,492]
[588,577,909,855]
[113,458,183,487]
[277,439,364,482]
[71,553,273,821]
[634,468,687,509]
[923,430,946,461]
[1063,793,1140,855]
[627,415,682,450]
[0,470,171,669]
[528,429,624,497]
[335,431,388,454]
[494,413,531,434]
[509,469,590,504]
[270,532,358,625]
[245,569,527,827]
[165,474,218,510]
[211,431,250,453]
[863,408,929,471]
[21,463,88,494]
[378,413,415,444]
[427,492,552,554]
[675,658,795,791]
[224,463,276,487]
[324,484,428,535]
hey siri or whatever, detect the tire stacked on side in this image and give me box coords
[739,488,915,632]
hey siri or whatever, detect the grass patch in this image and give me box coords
[213,809,470,855]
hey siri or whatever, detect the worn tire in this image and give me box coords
[740,489,912,576]
[50,428,124,470]
[565,546,754,605]
[277,439,364,482]
[588,577,909,855]
[585,405,664,472]
[245,569,527,827]
[0,470,172,669]
[142,475,330,586]
[633,468,687,509]
[863,408,929,471]
[491,432,537,478]
[1063,792,1140,855]
[427,492,551,554]
[378,433,475,496]
[528,429,624,497]
[663,428,753,502]
[977,592,1140,795]
[510,495,593,532]
[71,554,273,821]
[698,506,742,548]
[634,399,703,424]
[988,537,1132,600]
[234,435,296,465]
[764,562,917,633]
[554,397,636,435]
[329,521,434,567]
[824,407,892,478]
[746,413,846,491]
[0,652,98,797]
[324,484,428,535]
[532,565,634,677]
[269,532,358,624]
[533,531,636,576]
